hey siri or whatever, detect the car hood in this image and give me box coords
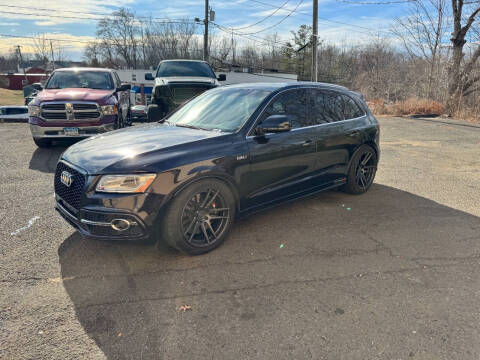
[61,124,228,174]
[154,77,217,86]
[37,88,114,102]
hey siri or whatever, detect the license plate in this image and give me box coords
[64,127,79,136]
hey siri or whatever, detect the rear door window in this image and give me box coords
[342,95,365,119]
[310,89,344,123]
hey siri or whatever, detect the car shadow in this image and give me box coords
[29,139,80,173]
[58,184,480,359]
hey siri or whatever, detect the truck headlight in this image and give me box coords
[96,174,156,193]
[101,105,117,115]
[28,105,40,117]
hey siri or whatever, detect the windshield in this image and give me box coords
[156,61,216,78]
[167,87,271,133]
[45,71,114,90]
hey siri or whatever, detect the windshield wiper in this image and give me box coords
[175,124,209,131]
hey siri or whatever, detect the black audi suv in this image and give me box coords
[55,82,379,255]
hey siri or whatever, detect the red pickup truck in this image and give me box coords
[28,68,131,147]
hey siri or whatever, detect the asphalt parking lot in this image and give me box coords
[1,117,479,359]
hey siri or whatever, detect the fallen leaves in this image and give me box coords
[177,305,192,312]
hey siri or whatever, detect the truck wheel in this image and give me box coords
[33,138,51,148]
[147,105,163,122]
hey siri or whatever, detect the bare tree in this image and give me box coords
[447,0,480,111]
[393,0,449,98]
[96,8,139,69]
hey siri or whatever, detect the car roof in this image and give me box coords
[223,81,351,92]
[160,59,207,63]
[53,67,114,73]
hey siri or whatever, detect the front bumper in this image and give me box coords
[55,196,150,240]
[30,123,115,139]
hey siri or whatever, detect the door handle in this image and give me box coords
[293,139,313,146]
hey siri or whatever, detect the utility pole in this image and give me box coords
[312,0,318,82]
[16,45,27,84]
[231,29,235,67]
[50,41,55,70]
[203,0,209,62]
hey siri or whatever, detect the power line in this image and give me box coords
[0,4,188,22]
[335,0,416,4]
[231,0,290,30]
[236,0,395,35]
[239,0,305,35]
[0,10,196,25]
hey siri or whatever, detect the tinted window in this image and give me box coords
[156,61,216,78]
[45,71,114,90]
[261,89,310,129]
[342,95,365,119]
[6,107,27,115]
[168,87,271,132]
[310,90,344,123]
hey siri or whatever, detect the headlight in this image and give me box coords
[28,105,40,117]
[96,174,156,193]
[101,105,117,115]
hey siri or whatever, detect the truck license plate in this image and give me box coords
[64,127,79,136]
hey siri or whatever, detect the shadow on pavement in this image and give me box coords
[58,184,480,359]
[29,139,80,173]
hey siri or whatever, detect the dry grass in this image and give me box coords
[0,88,24,106]
[368,97,444,117]
[453,107,480,124]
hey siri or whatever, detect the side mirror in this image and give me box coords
[217,74,226,81]
[255,115,291,135]
[145,73,154,81]
[32,83,43,91]
[117,83,131,92]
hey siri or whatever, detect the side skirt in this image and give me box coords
[238,178,346,219]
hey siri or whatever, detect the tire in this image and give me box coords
[147,104,163,122]
[33,138,51,148]
[341,144,377,195]
[158,179,236,255]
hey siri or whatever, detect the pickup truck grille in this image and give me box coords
[40,102,102,121]
[54,162,86,210]
[74,111,101,119]
[172,87,208,103]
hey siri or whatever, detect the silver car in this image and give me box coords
[0,106,29,122]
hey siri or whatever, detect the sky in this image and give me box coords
[0,0,411,61]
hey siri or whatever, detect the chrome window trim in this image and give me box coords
[245,115,367,139]
[245,86,366,139]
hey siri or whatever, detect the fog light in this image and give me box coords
[111,218,135,231]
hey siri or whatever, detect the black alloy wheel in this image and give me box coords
[181,189,230,247]
[355,151,376,190]
[342,144,377,194]
[158,179,235,255]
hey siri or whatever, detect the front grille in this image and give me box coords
[42,103,65,111]
[74,111,101,119]
[42,112,67,120]
[73,103,97,110]
[173,88,206,103]
[54,162,86,210]
[41,102,101,121]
